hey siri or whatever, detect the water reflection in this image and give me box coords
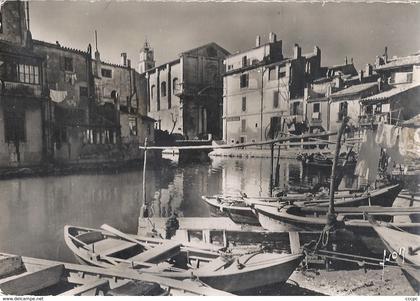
[0,156,355,262]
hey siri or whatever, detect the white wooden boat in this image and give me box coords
[371,222,420,293]
[64,224,303,292]
[0,253,230,296]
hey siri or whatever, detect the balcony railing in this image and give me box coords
[1,81,43,98]
[358,113,390,126]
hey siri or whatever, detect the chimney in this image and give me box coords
[293,44,301,59]
[351,58,354,64]
[384,46,388,63]
[345,56,348,65]
[365,64,373,77]
[256,35,261,47]
[377,77,382,91]
[127,59,131,68]
[359,69,364,82]
[121,53,127,66]
[269,32,277,43]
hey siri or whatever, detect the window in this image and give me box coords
[273,91,279,108]
[151,85,156,99]
[312,103,321,120]
[129,117,138,136]
[240,73,249,88]
[172,78,179,94]
[279,67,287,78]
[292,102,301,115]
[4,108,25,143]
[242,56,248,67]
[79,86,88,97]
[338,102,348,121]
[161,81,167,97]
[242,97,246,112]
[407,73,413,83]
[101,68,112,78]
[64,57,73,72]
[17,64,39,84]
[241,119,246,132]
[268,67,277,81]
[267,117,282,139]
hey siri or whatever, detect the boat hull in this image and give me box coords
[153,253,303,293]
[202,196,260,226]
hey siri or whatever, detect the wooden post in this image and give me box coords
[328,117,349,215]
[270,143,274,197]
[140,138,148,218]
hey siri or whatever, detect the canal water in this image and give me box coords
[0,156,341,263]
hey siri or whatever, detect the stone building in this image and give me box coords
[32,40,92,162]
[304,60,359,135]
[0,1,46,167]
[223,33,322,144]
[142,42,229,140]
[0,0,155,167]
[359,49,420,126]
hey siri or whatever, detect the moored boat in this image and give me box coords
[64,224,303,293]
[370,221,420,293]
[201,196,260,225]
[254,204,420,233]
[0,253,229,296]
[203,183,402,226]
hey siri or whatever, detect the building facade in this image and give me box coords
[223,33,322,144]
[0,1,46,167]
[143,42,229,140]
[0,1,155,167]
[360,49,420,126]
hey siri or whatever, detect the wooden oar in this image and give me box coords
[100,224,150,250]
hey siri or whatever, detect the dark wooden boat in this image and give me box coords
[64,224,303,293]
[0,253,228,296]
[371,222,420,293]
[202,183,402,226]
[254,204,420,233]
[298,152,357,169]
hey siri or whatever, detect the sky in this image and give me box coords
[28,1,420,71]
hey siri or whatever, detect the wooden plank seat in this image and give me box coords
[0,254,23,278]
[91,238,137,256]
[59,279,110,296]
[129,241,182,264]
[106,280,164,296]
[75,231,103,245]
[0,264,64,295]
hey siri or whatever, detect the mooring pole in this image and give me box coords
[140,138,148,218]
[270,142,274,197]
[328,117,349,215]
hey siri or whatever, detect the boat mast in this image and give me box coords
[140,138,148,218]
[328,117,349,216]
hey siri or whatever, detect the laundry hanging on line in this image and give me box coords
[49,89,67,103]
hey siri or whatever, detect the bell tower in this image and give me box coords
[0,0,31,47]
[138,39,155,74]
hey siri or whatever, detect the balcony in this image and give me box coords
[359,113,390,126]
[1,81,43,98]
